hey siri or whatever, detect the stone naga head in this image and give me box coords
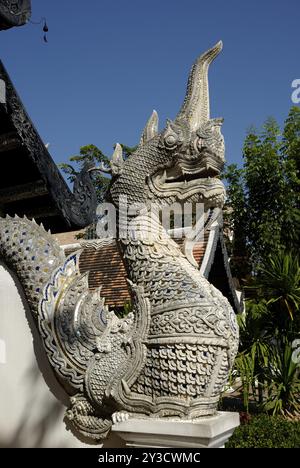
[104,41,225,212]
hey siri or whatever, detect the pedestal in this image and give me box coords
[111,411,239,448]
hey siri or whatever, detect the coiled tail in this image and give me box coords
[0,215,65,314]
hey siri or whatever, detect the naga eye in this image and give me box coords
[162,122,180,150]
[165,134,177,147]
[161,119,189,151]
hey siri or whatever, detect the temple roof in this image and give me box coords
[0,61,97,233]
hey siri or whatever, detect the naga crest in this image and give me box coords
[108,41,225,212]
[0,41,239,444]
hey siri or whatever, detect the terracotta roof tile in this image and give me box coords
[54,230,84,246]
[78,243,130,307]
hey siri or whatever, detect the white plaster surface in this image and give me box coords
[0,262,89,447]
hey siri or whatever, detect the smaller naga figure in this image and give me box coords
[0,41,239,442]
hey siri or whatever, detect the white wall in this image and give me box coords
[0,261,123,448]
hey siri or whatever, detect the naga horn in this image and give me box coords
[176,41,223,131]
[140,110,159,145]
[110,143,124,176]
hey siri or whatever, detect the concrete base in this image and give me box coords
[112,412,240,448]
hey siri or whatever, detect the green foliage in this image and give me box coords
[280,108,300,251]
[224,109,300,417]
[250,251,300,325]
[114,301,132,319]
[224,108,300,415]
[223,107,300,277]
[222,164,249,279]
[231,250,300,416]
[283,106,300,192]
[234,340,269,411]
[243,118,286,265]
[234,330,300,416]
[226,415,300,448]
[262,339,300,416]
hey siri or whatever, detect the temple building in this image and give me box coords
[0,61,97,232]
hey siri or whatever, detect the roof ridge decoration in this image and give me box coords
[0,42,239,443]
[0,1,31,30]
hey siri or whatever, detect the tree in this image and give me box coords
[223,107,300,279]
[222,163,249,280]
[223,108,300,416]
[281,107,300,253]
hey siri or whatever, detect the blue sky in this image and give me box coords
[0,0,299,174]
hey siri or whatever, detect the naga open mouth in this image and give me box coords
[148,158,225,205]
[163,166,219,184]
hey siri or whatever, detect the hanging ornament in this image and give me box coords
[43,19,48,42]
[43,20,48,33]
[28,16,49,42]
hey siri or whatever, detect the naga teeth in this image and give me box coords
[161,170,167,182]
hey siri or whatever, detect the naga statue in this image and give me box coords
[0,41,239,442]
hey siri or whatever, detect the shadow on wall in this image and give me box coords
[0,260,75,447]
[1,386,66,448]
[0,260,124,448]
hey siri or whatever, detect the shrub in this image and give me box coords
[226,414,300,448]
